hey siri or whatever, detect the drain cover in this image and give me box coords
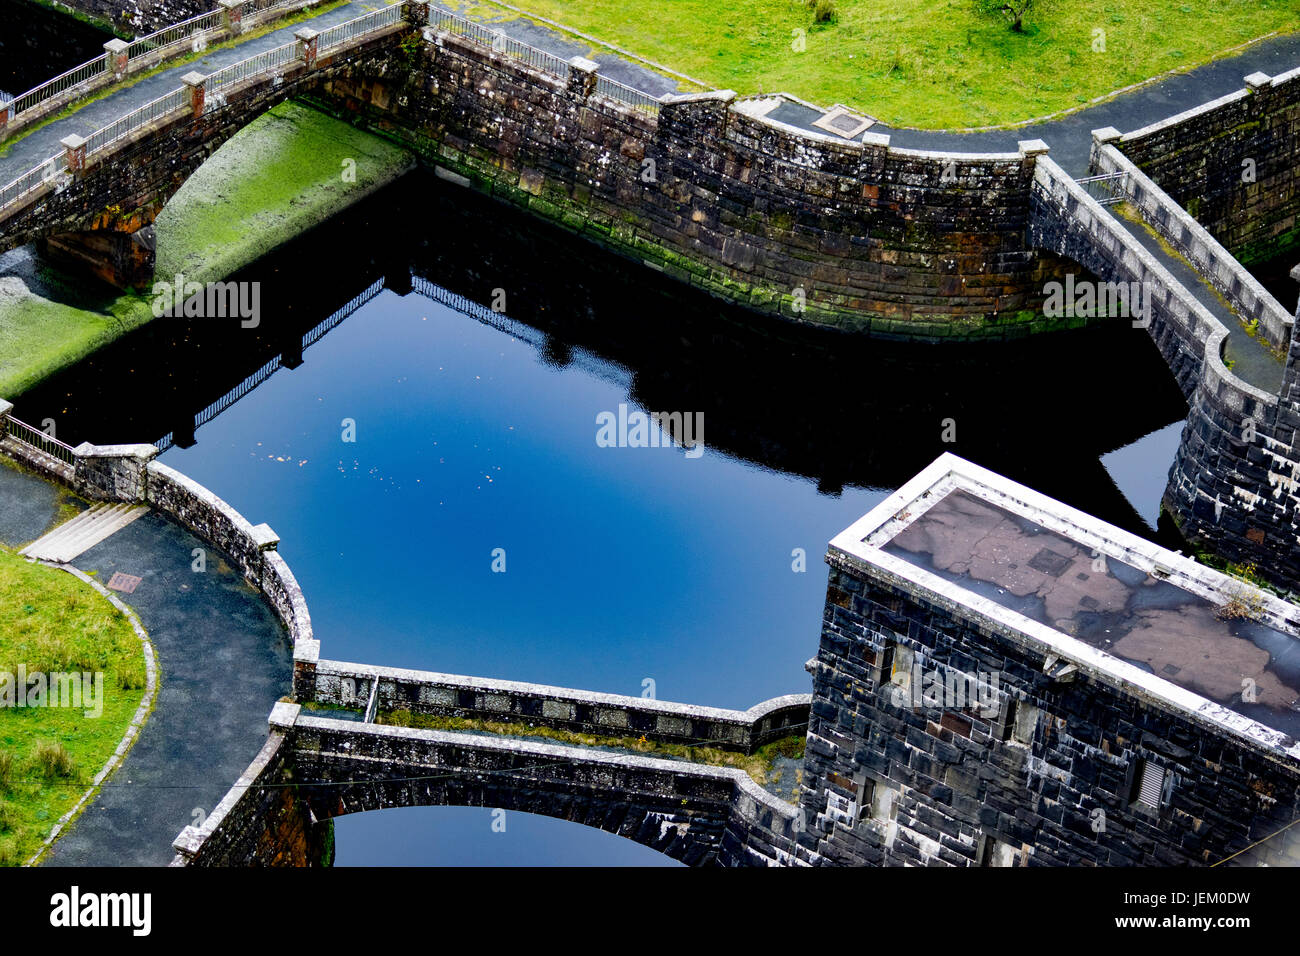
[812,106,874,140]
[1027,547,1072,577]
[107,572,143,594]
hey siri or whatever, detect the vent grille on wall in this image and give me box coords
[1135,760,1165,810]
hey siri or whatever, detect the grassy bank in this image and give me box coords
[0,99,414,398]
[0,548,148,865]
[457,0,1297,128]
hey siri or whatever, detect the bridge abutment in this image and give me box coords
[38,223,156,291]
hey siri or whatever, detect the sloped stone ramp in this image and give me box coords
[20,502,146,563]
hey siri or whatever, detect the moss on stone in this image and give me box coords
[0,100,413,397]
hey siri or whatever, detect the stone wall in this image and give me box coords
[58,0,210,35]
[1030,154,1300,591]
[0,419,315,653]
[311,659,810,752]
[1090,133,1293,349]
[1114,68,1300,267]
[171,705,332,865]
[314,27,1081,340]
[293,710,808,866]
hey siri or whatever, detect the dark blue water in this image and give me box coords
[16,171,1199,864]
[161,288,885,705]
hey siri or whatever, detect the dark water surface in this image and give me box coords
[16,170,1205,864]
[0,0,112,100]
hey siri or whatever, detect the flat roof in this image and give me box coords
[829,454,1300,766]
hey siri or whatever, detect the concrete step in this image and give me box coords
[20,503,148,563]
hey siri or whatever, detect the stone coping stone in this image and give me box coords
[314,658,810,723]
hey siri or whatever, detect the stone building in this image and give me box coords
[800,453,1300,866]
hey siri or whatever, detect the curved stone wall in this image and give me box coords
[317,26,1081,341]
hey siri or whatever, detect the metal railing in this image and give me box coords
[4,415,78,466]
[428,7,570,78]
[7,57,107,117]
[319,1,406,52]
[127,10,224,59]
[85,87,188,156]
[207,40,299,90]
[0,154,67,214]
[6,0,317,128]
[594,73,661,114]
[426,6,660,112]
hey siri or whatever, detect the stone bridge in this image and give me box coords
[0,1,411,286]
[170,662,816,866]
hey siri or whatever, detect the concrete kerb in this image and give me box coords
[20,563,159,866]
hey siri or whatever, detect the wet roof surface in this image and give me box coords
[883,490,1300,740]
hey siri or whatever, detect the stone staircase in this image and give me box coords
[21,502,147,563]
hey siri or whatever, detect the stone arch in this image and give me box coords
[0,22,409,287]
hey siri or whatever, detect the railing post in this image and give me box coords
[296,27,320,69]
[566,56,598,99]
[405,0,429,25]
[293,639,320,703]
[1245,71,1273,93]
[219,0,245,36]
[181,72,207,119]
[0,399,12,440]
[60,134,87,175]
[104,38,129,80]
[0,100,11,136]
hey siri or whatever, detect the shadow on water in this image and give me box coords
[0,0,113,99]
[15,168,1191,541]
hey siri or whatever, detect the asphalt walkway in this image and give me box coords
[0,459,290,866]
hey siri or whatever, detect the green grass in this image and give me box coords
[454,0,1297,128]
[0,548,149,866]
[378,707,805,789]
[0,100,413,398]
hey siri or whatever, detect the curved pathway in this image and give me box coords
[0,460,290,866]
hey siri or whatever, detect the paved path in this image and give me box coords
[0,461,290,866]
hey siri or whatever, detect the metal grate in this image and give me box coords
[1135,759,1165,810]
[1075,171,1125,206]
